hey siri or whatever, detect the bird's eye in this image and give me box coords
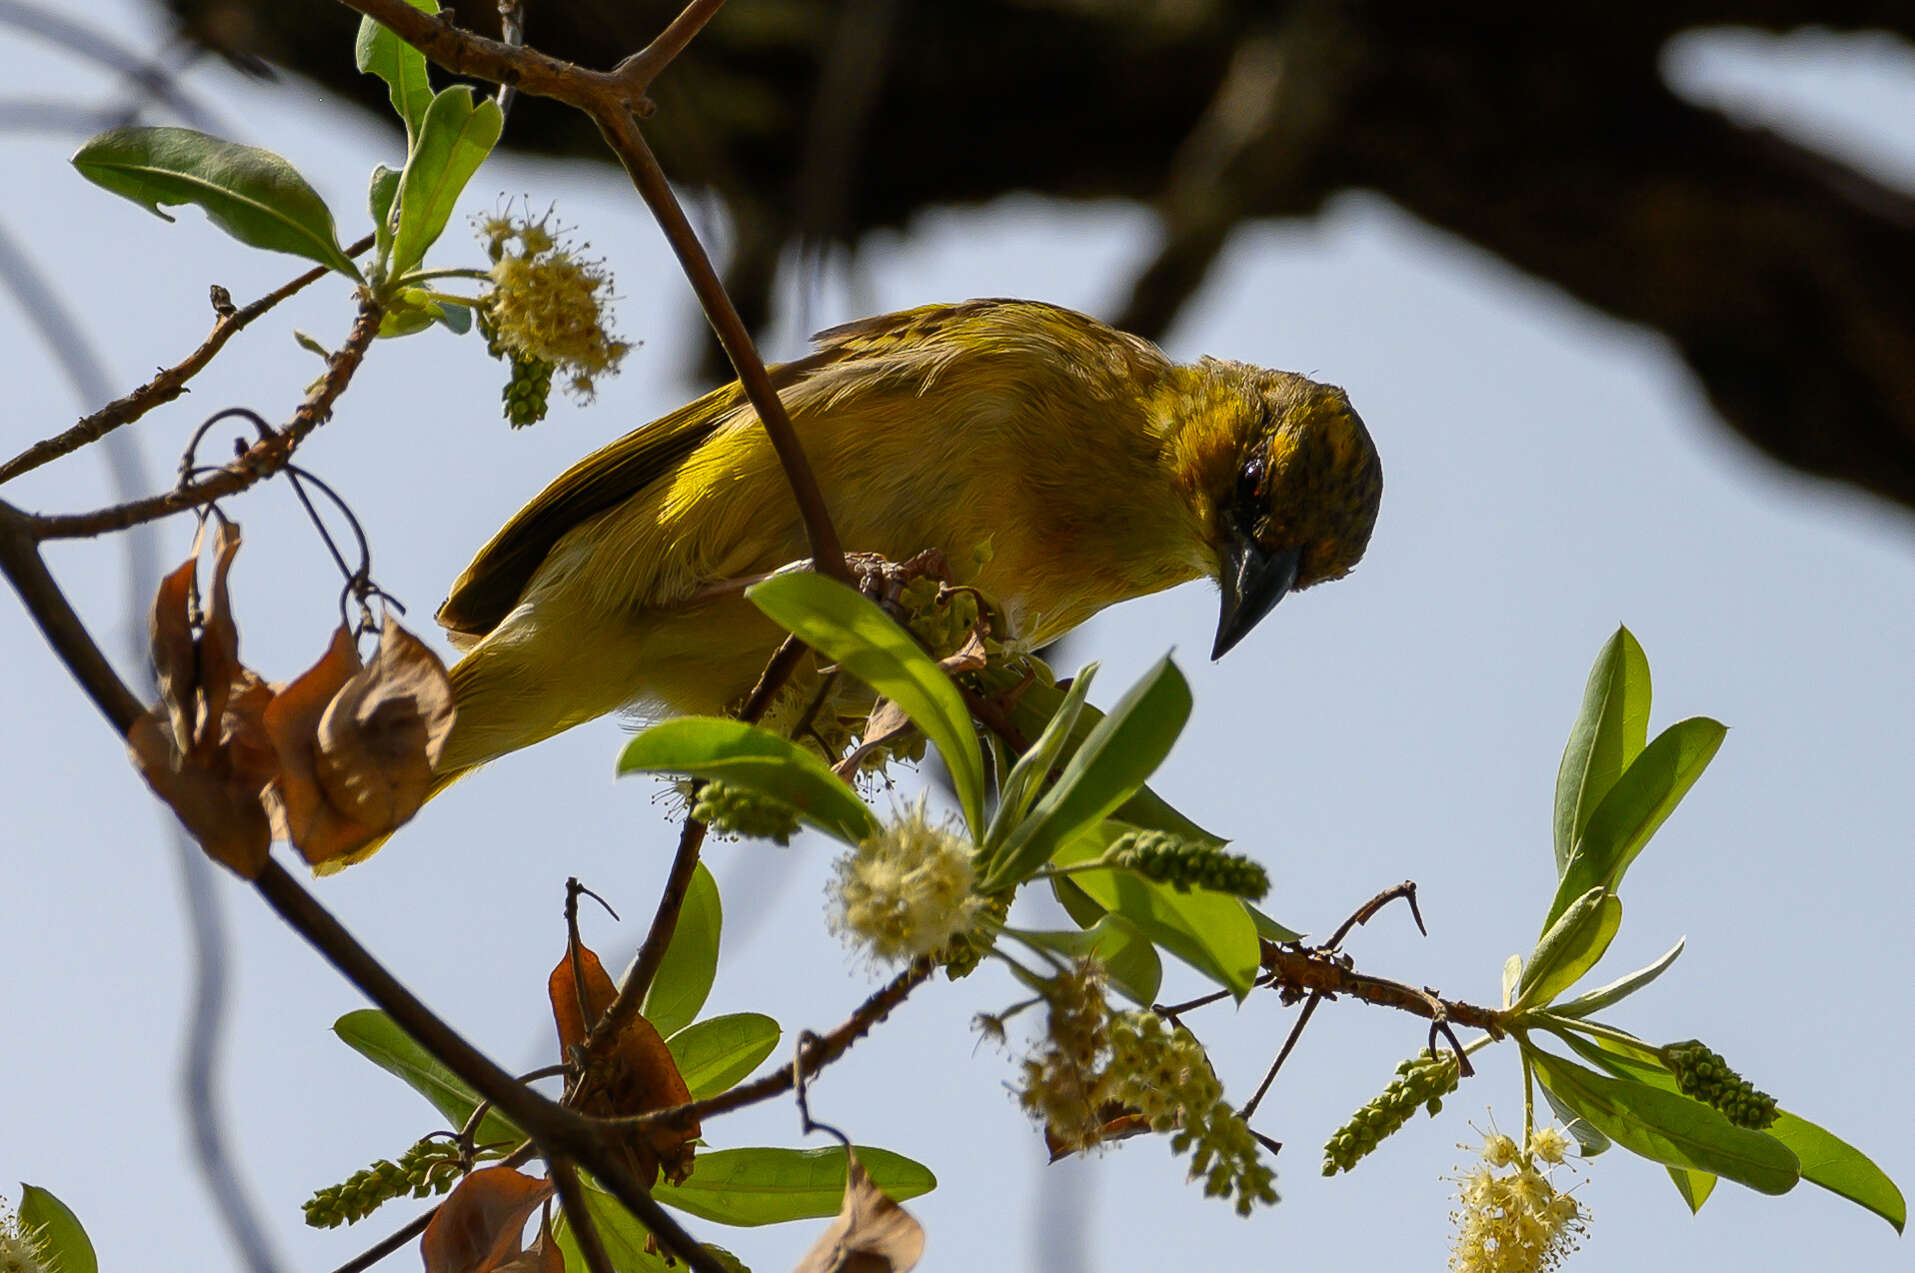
[1233,455,1266,523]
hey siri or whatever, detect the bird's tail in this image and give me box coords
[308,620,641,874]
[308,764,474,876]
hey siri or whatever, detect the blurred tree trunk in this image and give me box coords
[166,0,1915,513]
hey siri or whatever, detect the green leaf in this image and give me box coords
[639,862,723,1040]
[354,0,439,139]
[618,717,878,845]
[1769,1112,1906,1233]
[1545,717,1726,931]
[666,1013,782,1100]
[654,1146,935,1227]
[1554,626,1651,873]
[983,658,1191,891]
[1051,824,1259,997]
[1051,875,1107,928]
[18,1185,96,1273]
[433,301,472,334]
[378,300,440,339]
[390,87,503,278]
[72,126,358,277]
[368,163,400,266]
[1527,1048,1799,1195]
[1247,902,1304,944]
[1668,1166,1717,1213]
[553,1177,671,1271]
[1010,913,1163,1005]
[747,572,985,831]
[974,656,1223,846]
[1515,887,1621,1010]
[1571,1024,1888,1237]
[333,1009,521,1147]
[986,662,1098,852]
[1501,954,1523,1010]
[1553,937,1684,1018]
[1538,1082,1610,1157]
[554,1178,748,1271]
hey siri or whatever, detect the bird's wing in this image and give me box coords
[435,300,1042,639]
[437,391,732,637]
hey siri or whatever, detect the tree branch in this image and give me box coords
[615,958,934,1134]
[0,235,372,488]
[21,297,381,540]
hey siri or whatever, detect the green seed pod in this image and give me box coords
[502,353,555,428]
[1321,1049,1461,1176]
[1661,1040,1778,1130]
[692,779,802,845]
[1107,829,1270,900]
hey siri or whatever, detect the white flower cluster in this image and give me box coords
[828,798,982,962]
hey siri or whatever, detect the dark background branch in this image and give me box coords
[158,0,1915,515]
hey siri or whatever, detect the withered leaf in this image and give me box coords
[936,629,989,676]
[1044,1104,1153,1161]
[489,1216,564,1273]
[421,1168,554,1273]
[194,520,245,764]
[222,668,278,789]
[264,625,371,865]
[550,942,699,1187]
[790,1149,925,1273]
[313,619,455,830]
[150,556,198,752]
[129,710,271,877]
[131,526,276,877]
[835,699,916,781]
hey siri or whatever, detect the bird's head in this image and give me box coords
[1172,360,1383,659]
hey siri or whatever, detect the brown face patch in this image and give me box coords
[1250,385,1382,589]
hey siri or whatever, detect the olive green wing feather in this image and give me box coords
[437,391,737,637]
[437,301,1037,638]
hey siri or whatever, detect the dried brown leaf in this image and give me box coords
[834,699,916,781]
[548,942,618,1058]
[313,620,455,830]
[150,556,199,752]
[936,629,989,676]
[790,1149,925,1273]
[129,710,271,877]
[421,1168,554,1273]
[194,520,244,762]
[489,1216,564,1273]
[264,625,374,865]
[222,668,279,789]
[551,942,699,1187]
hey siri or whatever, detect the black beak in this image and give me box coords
[1212,533,1301,660]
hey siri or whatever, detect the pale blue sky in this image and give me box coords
[4,9,1913,1273]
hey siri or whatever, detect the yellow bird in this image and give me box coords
[434,298,1382,781]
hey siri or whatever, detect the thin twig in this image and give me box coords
[0,235,372,487]
[1258,944,1504,1037]
[1239,992,1322,1122]
[612,958,933,1134]
[325,1208,434,1273]
[548,1158,616,1273]
[22,298,383,540]
[611,0,730,89]
[592,109,847,580]
[1323,879,1424,950]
